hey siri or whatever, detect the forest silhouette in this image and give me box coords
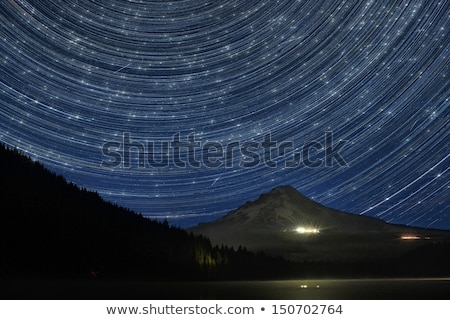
[0,143,289,281]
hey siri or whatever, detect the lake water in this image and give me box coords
[3,278,450,299]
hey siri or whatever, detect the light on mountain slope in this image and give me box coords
[295,227,320,234]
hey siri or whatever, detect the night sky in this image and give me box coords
[0,0,448,229]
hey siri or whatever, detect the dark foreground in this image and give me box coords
[3,278,450,300]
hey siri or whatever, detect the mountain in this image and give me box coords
[191,186,450,263]
[195,185,393,232]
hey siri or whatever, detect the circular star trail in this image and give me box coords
[0,0,449,229]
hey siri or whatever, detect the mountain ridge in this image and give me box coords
[196,185,421,233]
[192,185,450,262]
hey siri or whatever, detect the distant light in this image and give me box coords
[300,284,308,289]
[401,235,421,240]
[296,227,320,234]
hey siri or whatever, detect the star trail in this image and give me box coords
[0,0,448,229]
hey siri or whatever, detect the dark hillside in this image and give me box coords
[0,144,288,281]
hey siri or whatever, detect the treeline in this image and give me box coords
[0,144,289,281]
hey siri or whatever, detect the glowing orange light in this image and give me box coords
[401,235,421,240]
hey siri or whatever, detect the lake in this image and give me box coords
[3,278,450,299]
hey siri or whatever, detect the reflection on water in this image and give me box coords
[3,278,450,299]
[188,279,450,300]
